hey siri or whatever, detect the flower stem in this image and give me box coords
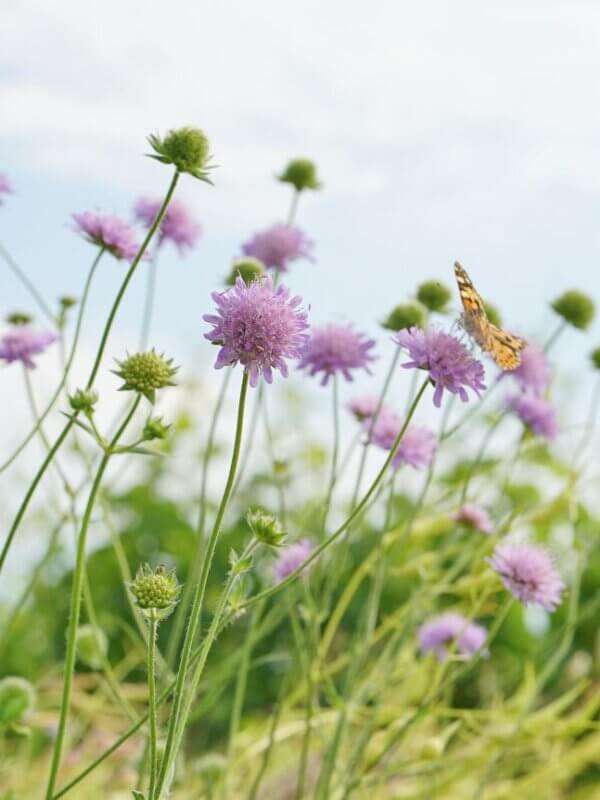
[147,610,159,800]
[0,239,58,326]
[322,374,340,530]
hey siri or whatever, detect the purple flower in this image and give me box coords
[395,326,486,408]
[0,328,57,369]
[505,343,551,396]
[418,612,487,660]
[134,197,202,255]
[242,224,314,273]
[72,211,143,261]
[298,323,376,386]
[451,504,493,534]
[347,395,385,422]
[203,276,309,387]
[506,394,558,440]
[368,409,436,470]
[0,174,13,205]
[274,539,314,582]
[487,542,564,611]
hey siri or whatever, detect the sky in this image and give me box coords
[2,1,600,541]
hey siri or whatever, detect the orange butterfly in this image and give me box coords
[454,261,526,370]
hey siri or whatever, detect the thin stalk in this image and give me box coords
[0,240,57,325]
[543,319,567,353]
[247,676,290,800]
[287,190,300,226]
[147,610,159,800]
[44,396,141,800]
[322,374,340,530]
[262,391,287,524]
[139,251,158,351]
[1,170,180,576]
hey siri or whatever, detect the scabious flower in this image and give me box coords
[504,343,551,395]
[369,409,436,470]
[147,126,213,182]
[551,290,595,331]
[381,302,427,332]
[395,326,486,408]
[418,612,487,661]
[225,257,265,286]
[451,504,493,534]
[298,323,376,386]
[487,542,564,611]
[113,350,178,403]
[134,197,202,255]
[0,677,36,726]
[204,276,309,387]
[506,393,558,440]
[72,211,143,260]
[0,174,13,205]
[130,564,181,620]
[416,281,451,313]
[274,539,313,582]
[347,395,385,422]
[277,158,321,192]
[0,327,56,369]
[242,224,314,273]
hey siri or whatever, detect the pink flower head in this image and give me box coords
[203,276,309,387]
[487,542,564,611]
[506,393,558,440]
[451,504,493,534]
[242,224,314,273]
[347,395,384,422]
[418,612,487,660]
[72,211,143,261]
[0,327,57,369]
[274,539,314,582]
[368,409,436,470]
[395,326,486,408]
[134,197,202,255]
[298,323,376,386]
[504,343,551,396]
[0,174,13,205]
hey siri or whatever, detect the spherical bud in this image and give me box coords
[130,564,181,619]
[75,624,108,670]
[590,346,600,370]
[6,311,33,326]
[416,281,451,313]
[59,295,77,309]
[148,127,213,182]
[113,350,177,403]
[277,158,321,192]
[246,508,286,547]
[484,301,502,327]
[225,257,265,286]
[68,388,99,417]
[142,416,171,441]
[381,302,427,332]
[551,290,595,330]
[0,676,36,725]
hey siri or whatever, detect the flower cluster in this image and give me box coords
[418,612,487,661]
[506,393,558,441]
[204,276,309,387]
[0,327,57,369]
[369,409,436,470]
[73,211,142,260]
[113,350,177,403]
[148,126,213,181]
[274,539,314,582]
[242,224,313,273]
[130,564,181,619]
[381,302,427,332]
[134,197,202,255]
[298,323,376,386]
[487,542,564,611]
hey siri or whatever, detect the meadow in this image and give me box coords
[0,128,599,799]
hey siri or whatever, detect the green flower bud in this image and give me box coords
[551,290,595,330]
[246,508,286,547]
[68,388,99,417]
[591,347,600,370]
[0,677,36,725]
[147,127,213,182]
[75,624,108,670]
[59,295,77,309]
[6,311,33,326]
[277,158,321,192]
[225,257,265,286]
[416,281,452,313]
[142,416,171,441]
[113,350,177,403]
[130,564,181,620]
[381,302,427,332]
[483,301,502,328]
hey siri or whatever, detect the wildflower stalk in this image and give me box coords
[0,240,57,326]
[44,396,141,800]
[147,609,159,800]
[0,170,179,576]
[543,318,567,353]
[322,374,340,530]
[154,371,249,798]
[262,391,287,523]
[139,249,158,350]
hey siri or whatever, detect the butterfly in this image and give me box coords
[454,261,526,370]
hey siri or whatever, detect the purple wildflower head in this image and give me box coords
[347,395,384,422]
[368,409,436,470]
[0,174,13,205]
[506,394,558,440]
[72,211,143,261]
[418,612,487,661]
[395,326,486,408]
[242,224,314,273]
[487,542,564,611]
[0,327,57,369]
[134,197,202,255]
[298,323,376,386]
[203,276,309,387]
[274,539,313,582]
[451,504,493,534]
[505,343,551,395]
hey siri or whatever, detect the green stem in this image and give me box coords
[322,374,340,530]
[44,396,141,800]
[139,250,158,351]
[262,391,287,525]
[147,610,159,800]
[286,190,300,226]
[154,372,249,797]
[0,240,58,326]
[543,319,567,353]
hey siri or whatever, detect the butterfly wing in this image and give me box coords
[487,324,526,370]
